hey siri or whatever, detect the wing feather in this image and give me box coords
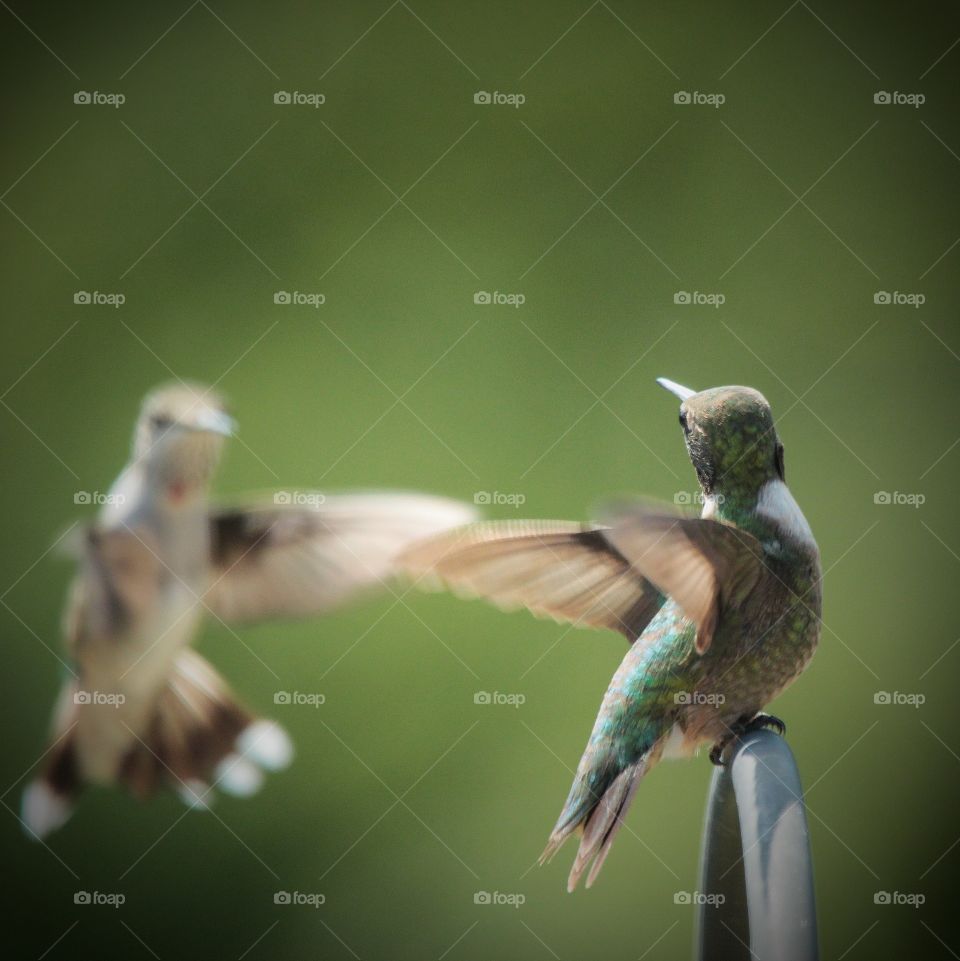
[204,492,477,624]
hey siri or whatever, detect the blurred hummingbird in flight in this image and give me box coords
[401,379,821,891]
[23,382,476,839]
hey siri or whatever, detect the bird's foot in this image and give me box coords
[746,712,786,737]
[709,713,786,766]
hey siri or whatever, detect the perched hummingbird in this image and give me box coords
[401,379,821,890]
[23,382,477,839]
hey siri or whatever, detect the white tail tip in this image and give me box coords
[237,720,294,772]
[177,778,214,810]
[215,754,265,798]
[21,781,72,840]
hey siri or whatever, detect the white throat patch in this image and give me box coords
[756,479,816,548]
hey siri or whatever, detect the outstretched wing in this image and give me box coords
[204,492,477,624]
[398,519,665,642]
[597,500,765,653]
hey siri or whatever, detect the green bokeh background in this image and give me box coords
[3,2,959,958]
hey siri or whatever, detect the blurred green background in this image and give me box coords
[2,1,959,958]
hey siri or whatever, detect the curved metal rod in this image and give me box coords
[696,728,819,961]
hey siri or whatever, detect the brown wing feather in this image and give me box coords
[399,520,664,642]
[205,492,477,625]
[598,501,764,653]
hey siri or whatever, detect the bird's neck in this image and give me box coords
[702,478,817,551]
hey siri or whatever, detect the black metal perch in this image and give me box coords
[696,728,819,961]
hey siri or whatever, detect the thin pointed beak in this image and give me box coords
[656,377,696,401]
[193,409,236,437]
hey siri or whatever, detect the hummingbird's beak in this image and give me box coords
[656,377,696,401]
[193,409,236,437]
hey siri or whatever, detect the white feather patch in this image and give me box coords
[177,778,214,810]
[237,720,294,771]
[21,781,72,839]
[215,754,265,797]
[660,722,697,760]
[755,479,816,548]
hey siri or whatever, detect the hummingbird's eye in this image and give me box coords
[679,411,690,434]
[152,415,174,432]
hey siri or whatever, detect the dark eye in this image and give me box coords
[679,411,689,433]
[152,416,173,432]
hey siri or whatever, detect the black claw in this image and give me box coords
[747,713,786,737]
[709,714,787,766]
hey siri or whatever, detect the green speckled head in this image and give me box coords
[662,382,784,502]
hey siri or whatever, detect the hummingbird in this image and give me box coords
[400,379,821,890]
[23,382,477,839]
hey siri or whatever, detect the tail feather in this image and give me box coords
[120,649,292,803]
[541,740,662,891]
[21,725,81,840]
[23,651,293,837]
